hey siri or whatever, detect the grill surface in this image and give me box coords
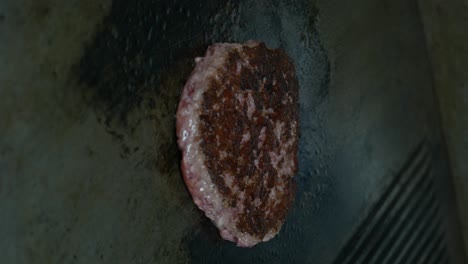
[1,0,466,263]
[333,141,450,264]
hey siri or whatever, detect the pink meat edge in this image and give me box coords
[176,85,244,246]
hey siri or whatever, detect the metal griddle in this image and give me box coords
[0,0,466,263]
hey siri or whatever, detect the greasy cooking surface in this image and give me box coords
[199,43,298,237]
[3,0,466,263]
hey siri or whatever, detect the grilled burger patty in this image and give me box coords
[176,41,299,247]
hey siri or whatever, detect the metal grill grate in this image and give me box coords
[333,142,450,264]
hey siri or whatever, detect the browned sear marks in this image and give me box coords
[199,42,299,239]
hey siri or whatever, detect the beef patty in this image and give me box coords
[176,41,299,247]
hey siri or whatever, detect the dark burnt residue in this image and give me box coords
[77,0,232,127]
[199,43,299,238]
[75,0,237,163]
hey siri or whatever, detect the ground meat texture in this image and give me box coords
[176,41,298,247]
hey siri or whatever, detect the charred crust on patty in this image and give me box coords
[177,41,299,247]
[198,43,298,238]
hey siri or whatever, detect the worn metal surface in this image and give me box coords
[0,0,465,263]
[419,0,468,256]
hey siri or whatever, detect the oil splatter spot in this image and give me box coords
[76,0,232,128]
